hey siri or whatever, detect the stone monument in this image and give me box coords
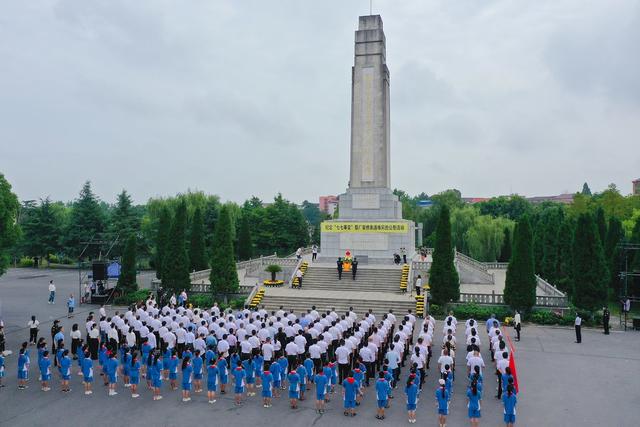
[321,15,416,261]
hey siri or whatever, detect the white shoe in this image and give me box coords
[124,383,131,388]
[209,400,216,404]
[85,391,91,395]
[132,393,140,398]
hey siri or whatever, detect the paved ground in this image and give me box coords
[1,268,639,426]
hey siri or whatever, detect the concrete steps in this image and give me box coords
[258,294,415,317]
[301,266,402,293]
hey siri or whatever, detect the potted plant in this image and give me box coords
[264,264,284,287]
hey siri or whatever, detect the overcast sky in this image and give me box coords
[1,0,639,205]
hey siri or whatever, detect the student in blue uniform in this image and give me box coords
[218,356,229,395]
[436,378,450,427]
[329,362,338,395]
[353,364,365,406]
[129,352,141,398]
[106,352,119,396]
[39,350,52,391]
[98,344,109,386]
[303,356,314,387]
[288,369,301,409]
[296,363,307,401]
[314,369,328,413]
[75,340,85,375]
[205,346,216,366]
[261,369,274,408]
[322,362,333,402]
[140,338,151,380]
[0,352,5,388]
[151,353,163,401]
[502,384,517,426]
[233,365,246,406]
[467,379,482,427]
[405,374,419,423]
[270,359,281,398]
[17,346,30,389]
[162,347,171,381]
[243,356,256,397]
[277,355,288,390]
[192,349,204,393]
[444,367,453,400]
[342,372,358,417]
[253,353,264,389]
[59,349,72,393]
[81,351,94,395]
[375,371,391,420]
[206,360,219,404]
[182,356,193,402]
[168,350,179,390]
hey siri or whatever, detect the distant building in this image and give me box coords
[526,193,575,204]
[462,197,490,204]
[633,179,640,195]
[319,195,338,214]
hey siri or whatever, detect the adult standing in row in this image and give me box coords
[574,315,582,343]
[336,258,343,280]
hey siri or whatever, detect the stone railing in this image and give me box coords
[411,261,431,272]
[288,258,304,287]
[483,262,509,270]
[456,251,489,272]
[536,275,566,297]
[459,291,568,307]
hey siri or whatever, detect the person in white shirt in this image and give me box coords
[575,315,582,343]
[438,347,454,375]
[335,340,350,383]
[466,346,485,375]
[48,280,56,304]
[285,339,299,369]
[414,275,423,296]
[27,315,40,345]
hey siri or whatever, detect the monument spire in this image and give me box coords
[349,14,390,190]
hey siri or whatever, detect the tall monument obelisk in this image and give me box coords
[321,15,415,261]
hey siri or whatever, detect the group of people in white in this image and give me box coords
[1,295,519,425]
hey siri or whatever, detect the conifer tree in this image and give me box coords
[555,219,575,295]
[188,206,208,271]
[504,216,537,312]
[117,234,138,294]
[65,181,105,258]
[237,214,253,261]
[572,213,608,311]
[162,201,190,292]
[429,206,460,304]
[595,207,607,247]
[604,216,623,298]
[155,206,171,279]
[0,173,20,277]
[581,182,592,196]
[209,205,239,302]
[499,227,512,262]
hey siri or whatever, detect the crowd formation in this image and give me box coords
[0,297,519,425]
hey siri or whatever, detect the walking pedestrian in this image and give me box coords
[296,268,303,288]
[312,245,318,262]
[48,280,56,304]
[415,275,423,296]
[502,384,518,426]
[574,314,582,343]
[401,247,407,264]
[337,258,343,280]
[27,316,39,345]
[295,247,302,260]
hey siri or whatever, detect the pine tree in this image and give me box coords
[604,216,623,298]
[117,234,138,294]
[572,213,608,311]
[154,206,171,279]
[0,173,20,277]
[581,182,592,196]
[209,205,239,301]
[162,201,190,292]
[555,219,575,295]
[65,181,105,258]
[188,206,208,271]
[428,206,460,305]
[595,207,606,247]
[504,216,537,312]
[109,190,140,255]
[629,217,640,297]
[499,227,512,262]
[540,207,563,284]
[237,214,253,261]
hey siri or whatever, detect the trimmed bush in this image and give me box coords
[190,294,214,308]
[114,289,151,306]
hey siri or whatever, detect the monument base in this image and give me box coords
[321,188,415,261]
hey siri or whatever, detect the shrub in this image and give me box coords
[265,264,282,281]
[231,298,245,310]
[18,257,34,267]
[428,304,444,316]
[450,303,511,322]
[190,294,214,308]
[530,310,562,325]
[114,289,151,306]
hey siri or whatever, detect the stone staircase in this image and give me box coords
[299,265,402,293]
[257,265,416,317]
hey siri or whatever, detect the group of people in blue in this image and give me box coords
[1,296,519,425]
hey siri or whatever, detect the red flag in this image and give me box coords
[508,351,519,394]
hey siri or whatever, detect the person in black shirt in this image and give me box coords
[352,258,358,280]
[337,258,343,280]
